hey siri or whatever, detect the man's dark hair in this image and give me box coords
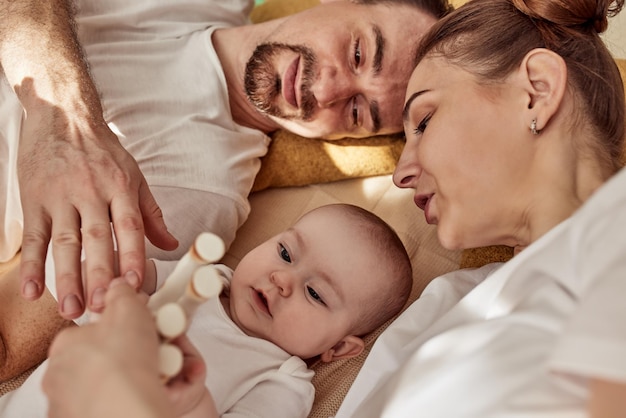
[354,0,453,19]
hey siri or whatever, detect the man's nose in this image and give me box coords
[311,66,354,108]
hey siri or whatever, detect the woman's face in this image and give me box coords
[393,56,534,250]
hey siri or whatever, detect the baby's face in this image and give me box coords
[227,206,386,359]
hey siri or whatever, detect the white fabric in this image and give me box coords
[0,0,270,263]
[0,266,314,417]
[337,166,626,418]
[0,76,23,262]
[188,267,315,417]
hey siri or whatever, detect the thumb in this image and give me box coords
[138,182,179,251]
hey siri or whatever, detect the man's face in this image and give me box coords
[244,1,438,139]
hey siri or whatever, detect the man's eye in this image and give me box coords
[352,97,359,126]
[307,286,325,305]
[353,39,361,66]
[279,244,291,263]
[413,114,432,135]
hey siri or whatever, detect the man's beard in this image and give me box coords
[244,43,316,121]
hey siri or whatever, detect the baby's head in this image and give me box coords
[228,203,412,361]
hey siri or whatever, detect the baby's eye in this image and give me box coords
[307,286,326,306]
[279,244,291,263]
[413,114,432,136]
[353,39,361,66]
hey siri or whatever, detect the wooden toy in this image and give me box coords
[149,232,226,381]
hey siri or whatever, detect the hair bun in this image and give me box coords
[513,0,624,34]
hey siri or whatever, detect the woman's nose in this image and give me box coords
[393,142,422,188]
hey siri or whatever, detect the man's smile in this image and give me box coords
[283,56,300,108]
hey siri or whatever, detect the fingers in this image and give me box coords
[45,274,205,418]
[65,178,147,314]
[48,274,155,357]
[20,161,173,316]
[19,207,51,301]
[109,190,147,293]
[48,198,118,319]
[45,273,164,418]
[21,185,166,317]
[172,336,206,383]
[81,203,117,313]
[86,174,177,313]
[104,274,161,359]
[104,274,153,323]
[165,335,207,415]
[47,205,86,319]
[139,181,179,252]
[16,114,166,316]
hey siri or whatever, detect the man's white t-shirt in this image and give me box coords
[0,0,270,264]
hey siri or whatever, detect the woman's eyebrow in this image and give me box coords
[403,90,429,122]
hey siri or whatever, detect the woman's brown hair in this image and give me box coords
[415,0,625,171]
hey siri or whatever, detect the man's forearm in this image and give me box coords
[2,0,173,318]
[0,0,102,118]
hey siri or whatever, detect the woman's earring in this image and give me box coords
[530,119,539,135]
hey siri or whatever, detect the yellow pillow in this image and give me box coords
[252,132,405,191]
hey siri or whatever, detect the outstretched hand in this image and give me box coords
[43,274,208,418]
[17,95,178,319]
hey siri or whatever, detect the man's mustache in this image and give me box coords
[244,42,317,121]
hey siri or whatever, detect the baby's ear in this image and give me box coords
[319,336,364,363]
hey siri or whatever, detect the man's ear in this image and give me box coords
[518,48,567,133]
[319,336,364,363]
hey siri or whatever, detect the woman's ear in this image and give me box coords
[319,336,364,363]
[519,48,567,132]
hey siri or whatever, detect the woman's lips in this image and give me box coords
[415,193,435,224]
[282,56,300,108]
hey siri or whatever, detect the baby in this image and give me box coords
[0,203,413,418]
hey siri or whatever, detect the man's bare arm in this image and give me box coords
[0,0,100,116]
[0,0,178,319]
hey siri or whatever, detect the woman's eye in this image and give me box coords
[354,39,361,66]
[413,114,432,135]
[307,286,326,306]
[279,244,291,263]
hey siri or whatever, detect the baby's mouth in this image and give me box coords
[254,289,271,316]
